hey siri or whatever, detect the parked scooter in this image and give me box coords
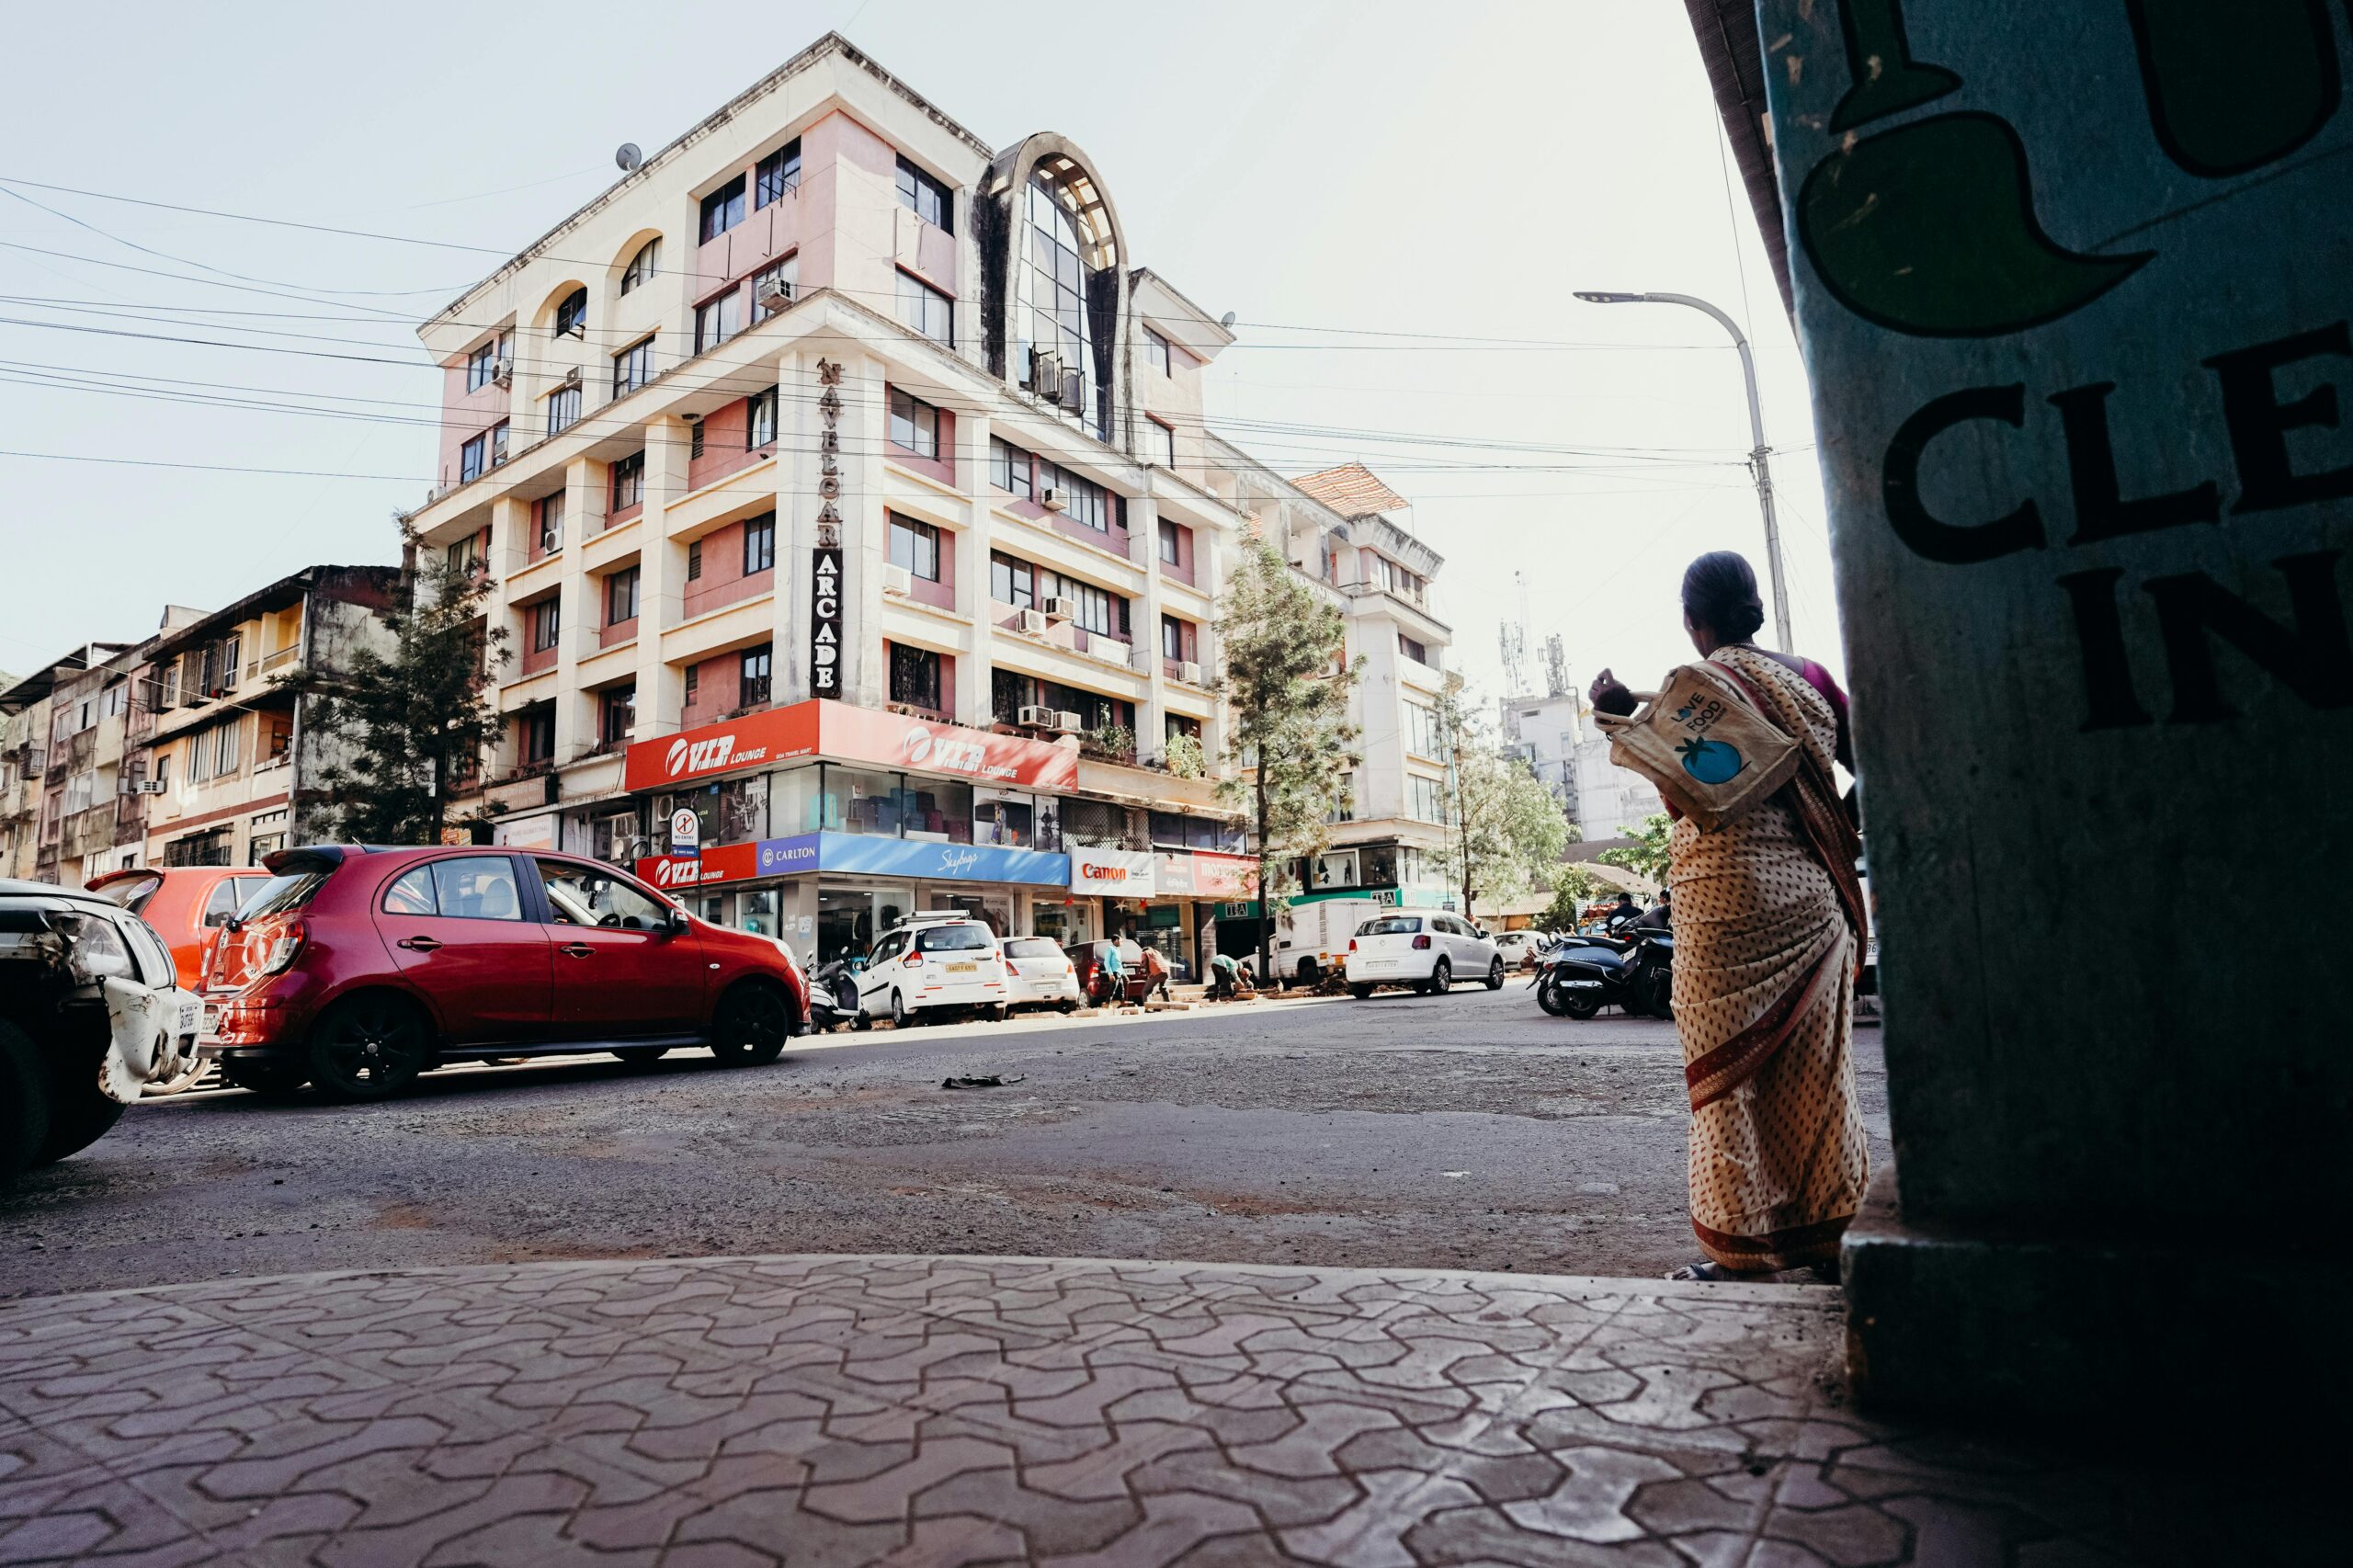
[803,954,866,1033]
[1535,931,1675,1020]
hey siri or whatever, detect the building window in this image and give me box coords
[888,513,940,581]
[1408,773,1446,824]
[889,643,943,710]
[895,271,952,345]
[553,288,587,339]
[686,540,702,582]
[610,451,644,512]
[1399,633,1432,666]
[447,533,482,576]
[739,644,773,708]
[1147,416,1176,468]
[989,550,1034,608]
[694,289,744,354]
[546,386,580,436]
[529,597,561,653]
[489,421,510,466]
[1038,460,1110,530]
[753,255,796,313]
[756,141,801,208]
[699,176,745,243]
[1023,176,1093,416]
[1405,701,1443,759]
[606,566,640,625]
[1051,578,1124,638]
[537,493,564,554]
[459,432,488,483]
[1158,518,1184,565]
[1144,327,1170,376]
[748,387,779,448]
[1161,614,1192,663]
[520,709,555,765]
[612,336,654,397]
[684,664,699,705]
[601,685,636,747]
[620,237,660,295]
[690,420,705,460]
[214,720,241,778]
[1328,772,1356,824]
[464,335,507,392]
[743,512,775,574]
[988,437,1032,497]
[888,387,939,460]
[894,156,952,232]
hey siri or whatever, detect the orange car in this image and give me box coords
[85,866,276,991]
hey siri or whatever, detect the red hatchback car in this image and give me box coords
[205,845,806,1101]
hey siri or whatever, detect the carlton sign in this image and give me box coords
[626,699,1075,792]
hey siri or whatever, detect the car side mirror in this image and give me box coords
[662,908,688,935]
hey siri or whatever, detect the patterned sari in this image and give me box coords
[1669,644,1869,1272]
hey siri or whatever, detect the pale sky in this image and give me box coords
[0,0,1837,705]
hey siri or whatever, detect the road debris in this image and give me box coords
[943,1074,1028,1090]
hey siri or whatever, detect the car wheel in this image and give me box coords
[1348,983,1375,1000]
[0,1019,52,1187]
[307,994,432,1103]
[1298,960,1320,986]
[1059,999,1078,1015]
[613,1046,670,1067]
[1486,957,1506,991]
[1563,991,1604,1021]
[888,991,910,1028]
[710,984,792,1067]
[1424,958,1452,995]
[222,1057,310,1099]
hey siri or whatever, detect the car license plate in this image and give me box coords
[178,1000,201,1035]
[200,1002,220,1034]
[946,961,976,974]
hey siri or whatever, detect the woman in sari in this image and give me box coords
[1591,552,1869,1281]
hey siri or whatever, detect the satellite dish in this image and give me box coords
[615,143,643,173]
[1219,311,1237,329]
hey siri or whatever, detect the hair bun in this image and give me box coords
[1681,551,1766,641]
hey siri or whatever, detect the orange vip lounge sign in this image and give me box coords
[624,700,1078,794]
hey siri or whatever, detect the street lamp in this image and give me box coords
[1574,290,1793,653]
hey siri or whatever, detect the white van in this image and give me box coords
[1247,896,1384,987]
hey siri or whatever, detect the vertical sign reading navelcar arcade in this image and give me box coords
[1758,2,2351,1421]
[810,548,842,694]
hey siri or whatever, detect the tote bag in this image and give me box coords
[1595,661,1802,831]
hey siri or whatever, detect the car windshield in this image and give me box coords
[1004,937,1058,959]
[916,925,991,952]
[1358,916,1423,936]
[239,870,331,919]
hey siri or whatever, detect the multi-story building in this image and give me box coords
[1500,687,1664,844]
[133,566,399,869]
[26,639,161,887]
[1,642,135,881]
[401,33,1449,975]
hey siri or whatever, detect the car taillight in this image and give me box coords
[243,914,306,978]
[904,950,924,965]
[1348,938,1358,952]
[1064,960,1075,975]
[1413,934,1432,949]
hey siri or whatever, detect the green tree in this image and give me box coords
[1538,867,1608,931]
[1597,812,1674,886]
[1215,535,1361,977]
[277,529,508,844]
[1435,679,1569,924]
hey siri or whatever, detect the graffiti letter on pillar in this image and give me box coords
[1882,383,2047,563]
[2205,322,2353,515]
[2144,551,2353,723]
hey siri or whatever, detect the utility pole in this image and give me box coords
[1573,290,1794,653]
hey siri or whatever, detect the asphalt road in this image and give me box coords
[0,983,1890,1300]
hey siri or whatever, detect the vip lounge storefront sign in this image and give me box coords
[625,701,1076,795]
[1068,846,1155,898]
[636,840,759,891]
[1757,8,2352,1242]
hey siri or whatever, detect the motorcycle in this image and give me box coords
[1535,931,1675,1020]
[803,954,866,1032]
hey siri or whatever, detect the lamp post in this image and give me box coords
[1574,290,1793,653]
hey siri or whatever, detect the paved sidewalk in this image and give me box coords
[0,1255,2293,1565]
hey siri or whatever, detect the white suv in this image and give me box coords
[1345,912,1506,997]
[856,914,1009,1027]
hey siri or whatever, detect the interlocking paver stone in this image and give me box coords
[0,1254,2291,1565]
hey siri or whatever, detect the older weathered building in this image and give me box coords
[1,642,136,882]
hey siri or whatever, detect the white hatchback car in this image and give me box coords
[856,914,1009,1027]
[998,935,1084,1013]
[1345,912,1505,996]
[1492,929,1550,969]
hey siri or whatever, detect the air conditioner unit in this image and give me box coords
[1016,608,1049,636]
[135,780,166,796]
[491,359,513,389]
[1038,487,1066,513]
[1052,710,1084,733]
[881,563,914,597]
[1180,661,1203,686]
[756,278,793,312]
[1090,638,1130,668]
[1016,703,1056,728]
[1061,369,1085,408]
[1042,595,1078,621]
[559,366,583,390]
[1031,349,1065,401]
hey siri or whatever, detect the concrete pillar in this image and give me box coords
[1757,0,2353,1432]
[635,414,692,742]
[959,411,994,727]
[843,350,890,710]
[1131,490,1168,757]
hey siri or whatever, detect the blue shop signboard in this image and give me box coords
[749,833,1068,887]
